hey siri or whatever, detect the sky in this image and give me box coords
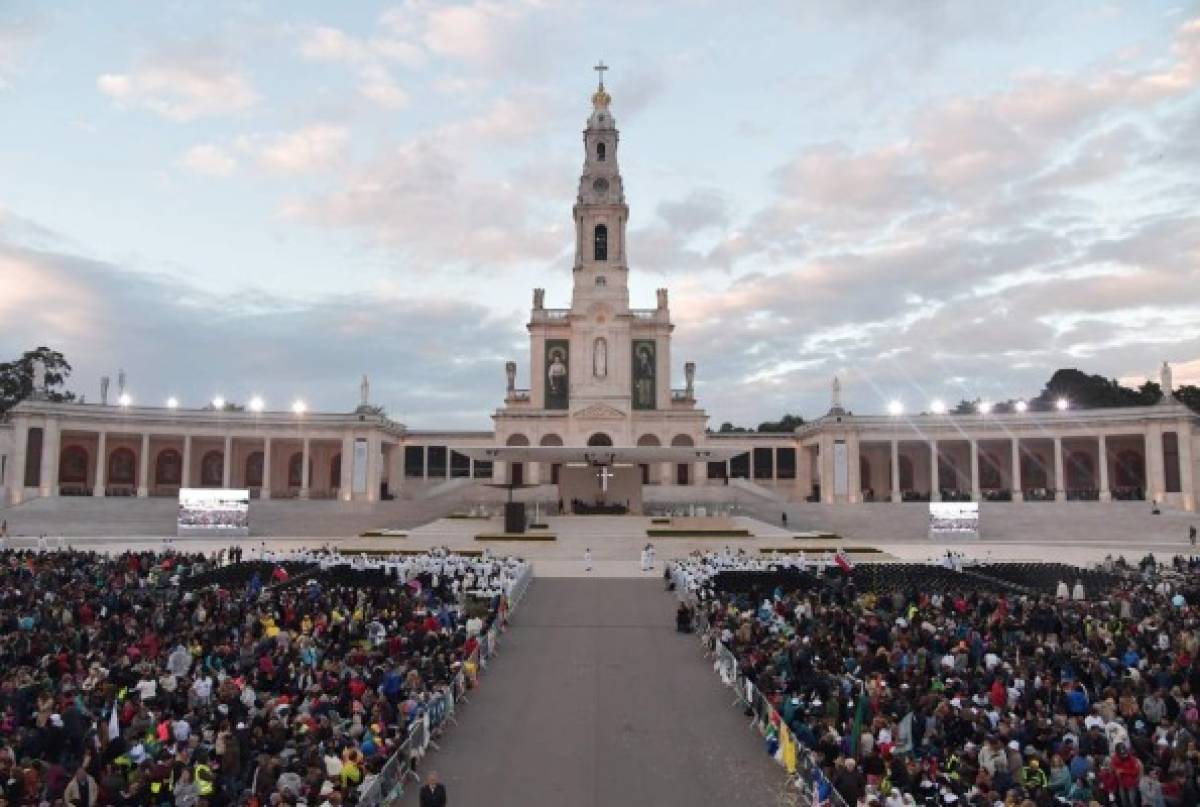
[1,1,1199,429]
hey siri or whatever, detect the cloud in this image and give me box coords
[180,144,237,177]
[283,135,566,267]
[249,124,349,175]
[0,224,523,428]
[0,14,44,91]
[296,19,421,109]
[98,50,258,121]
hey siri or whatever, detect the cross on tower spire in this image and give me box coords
[594,60,608,90]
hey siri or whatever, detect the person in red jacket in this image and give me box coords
[1110,743,1143,807]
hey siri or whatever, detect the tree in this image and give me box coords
[757,414,805,432]
[1175,384,1200,414]
[715,421,750,433]
[0,347,75,416]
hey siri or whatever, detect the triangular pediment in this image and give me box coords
[573,403,626,419]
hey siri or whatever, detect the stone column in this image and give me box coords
[659,462,672,486]
[970,439,981,502]
[222,436,233,488]
[930,439,940,502]
[40,420,61,498]
[890,440,901,502]
[1145,425,1165,504]
[300,437,311,499]
[847,434,861,503]
[1011,439,1023,502]
[1053,436,1065,501]
[747,451,755,485]
[819,437,834,503]
[1178,425,1195,512]
[693,461,707,487]
[1098,434,1111,502]
[9,418,28,504]
[261,436,272,500]
[9,420,28,501]
[137,433,150,498]
[367,434,381,502]
[93,431,107,498]
[182,435,192,488]
[340,436,353,501]
[422,446,429,480]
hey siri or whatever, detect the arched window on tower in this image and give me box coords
[594,224,608,261]
[596,141,606,161]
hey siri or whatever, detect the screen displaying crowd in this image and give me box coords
[0,545,527,807]
[676,551,1200,807]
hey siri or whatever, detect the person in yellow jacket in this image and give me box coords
[194,755,215,797]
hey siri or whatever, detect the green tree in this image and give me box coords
[1175,384,1200,414]
[0,347,75,416]
[756,413,805,432]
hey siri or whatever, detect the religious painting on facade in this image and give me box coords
[544,340,570,410]
[631,339,656,410]
[156,449,182,485]
[108,448,136,485]
[59,446,89,484]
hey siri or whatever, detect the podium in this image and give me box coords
[504,502,525,534]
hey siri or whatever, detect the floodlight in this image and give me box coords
[166,396,179,409]
[1015,400,1028,413]
[978,401,993,414]
[887,400,904,416]
[249,396,265,413]
[118,393,132,407]
[212,396,226,410]
[1056,397,1069,411]
[292,399,307,415]
[930,399,947,415]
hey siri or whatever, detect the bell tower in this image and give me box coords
[572,61,629,311]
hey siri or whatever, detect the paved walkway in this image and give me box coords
[399,578,796,807]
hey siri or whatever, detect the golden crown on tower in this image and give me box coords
[591,87,611,109]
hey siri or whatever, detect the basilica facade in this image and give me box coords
[2,74,1197,513]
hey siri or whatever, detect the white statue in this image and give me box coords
[1161,361,1173,399]
[831,376,842,409]
[593,336,608,379]
[533,288,545,309]
[505,361,517,392]
[656,288,668,309]
[685,361,695,398]
[100,376,110,405]
[30,357,46,393]
[360,374,370,406]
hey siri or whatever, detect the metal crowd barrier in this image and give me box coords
[705,626,850,807]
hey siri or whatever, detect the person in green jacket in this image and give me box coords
[1020,758,1048,792]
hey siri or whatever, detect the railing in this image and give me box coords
[629,308,660,320]
[533,308,571,321]
[698,611,850,807]
[506,389,531,402]
[670,388,693,402]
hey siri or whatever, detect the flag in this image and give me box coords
[834,548,854,574]
[781,725,797,775]
[108,703,120,741]
[811,767,832,806]
[849,691,868,756]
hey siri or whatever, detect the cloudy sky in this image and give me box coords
[2,1,1198,428]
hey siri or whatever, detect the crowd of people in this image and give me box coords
[0,545,527,807]
[678,551,1200,806]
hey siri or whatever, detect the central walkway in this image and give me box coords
[400,578,794,806]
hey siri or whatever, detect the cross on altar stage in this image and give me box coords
[596,465,614,493]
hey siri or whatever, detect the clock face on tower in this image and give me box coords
[592,177,609,194]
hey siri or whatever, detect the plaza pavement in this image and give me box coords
[396,577,798,807]
[2,497,1198,573]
